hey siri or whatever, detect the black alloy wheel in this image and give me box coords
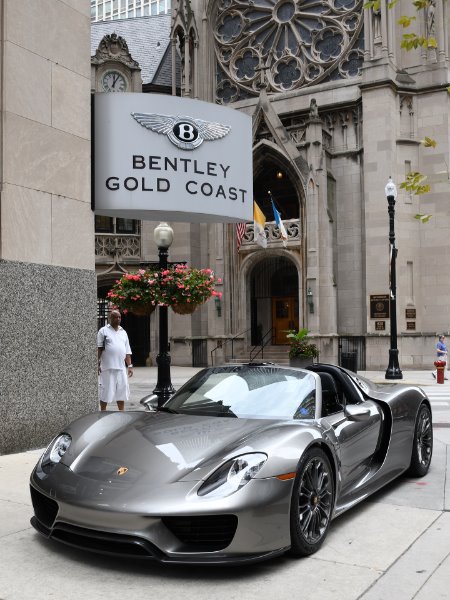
[289,448,334,556]
[408,403,433,477]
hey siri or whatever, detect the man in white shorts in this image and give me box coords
[97,310,133,411]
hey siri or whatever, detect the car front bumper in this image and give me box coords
[30,464,294,565]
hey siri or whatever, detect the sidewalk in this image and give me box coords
[0,367,449,600]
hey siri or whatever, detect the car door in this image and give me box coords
[321,400,382,496]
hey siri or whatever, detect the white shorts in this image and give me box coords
[98,369,130,404]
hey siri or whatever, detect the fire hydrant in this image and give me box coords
[434,360,446,384]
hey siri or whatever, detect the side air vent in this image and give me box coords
[30,486,58,529]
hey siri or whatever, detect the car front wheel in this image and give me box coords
[408,403,433,477]
[289,448,334,557]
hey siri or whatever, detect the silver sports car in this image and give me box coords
[30,363,433,565]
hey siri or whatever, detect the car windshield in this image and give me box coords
[165,365,317,420]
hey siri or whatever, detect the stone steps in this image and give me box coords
[226,345,290,365]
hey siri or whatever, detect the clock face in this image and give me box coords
[102,71,127,92]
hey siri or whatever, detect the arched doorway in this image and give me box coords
[250,256,299,346]
[97,281,151,367]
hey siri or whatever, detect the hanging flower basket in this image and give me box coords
[106,265,222,316]
[171,302,200,315]
[159,264,222,310]
[106,269,160,315]
[130,303,156,317]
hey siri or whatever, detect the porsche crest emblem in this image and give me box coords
[117,466,128,476]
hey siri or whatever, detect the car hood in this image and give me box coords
[60,411,306,485]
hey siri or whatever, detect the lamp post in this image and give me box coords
[385,178,403,380]
[153,222,175,405]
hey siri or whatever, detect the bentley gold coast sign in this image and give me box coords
[93,94,253,223]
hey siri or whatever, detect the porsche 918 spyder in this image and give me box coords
[30,363,433,565]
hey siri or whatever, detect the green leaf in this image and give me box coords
[398,15,416,27]
[415,184,431,195]
[421,137,437,148]
[363,0,380,9]
[401,33,430,50]
[412,0,429,9]
[414,213,433,223]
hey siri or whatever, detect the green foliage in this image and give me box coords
[421,136,437,148]
[286,328,319,359]
[399,172,431,195]
[412,0,429,9]
[401,34,437,50]
[398,15,416,27]
[414,213,433,223]
[363,0,380,9]
[365,0,437,50]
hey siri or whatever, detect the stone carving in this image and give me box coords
[241,219,301,249]
[95,235,141,259]
[213,0,364,102]
[309,98,319,119]
[426,0,436,39]
[92,33,140,68]
[372,8,381,43]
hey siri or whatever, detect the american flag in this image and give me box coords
[236,222,247,252]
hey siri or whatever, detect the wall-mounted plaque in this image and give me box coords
[406,322,416,330]
[375,321,386,331]
[370,295,390,319]
[405,308,416,319]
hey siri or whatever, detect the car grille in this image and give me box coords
[30,485,58,529]
[50,523,163,559]
[162,515,238,551]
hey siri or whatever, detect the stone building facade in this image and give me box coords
[93,1,450,372]
[0,1,96,454]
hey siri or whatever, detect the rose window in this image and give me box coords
[214,0,364,103]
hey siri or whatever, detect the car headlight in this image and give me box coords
[40,433,72,471]
[198,453,267,498]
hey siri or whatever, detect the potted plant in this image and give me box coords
[107,269,159,316]
[106,265,222,316]
[286,327,319,368]
[157,264,222,314]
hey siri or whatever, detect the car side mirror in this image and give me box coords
[140,394,159,412]
[344,404,371,422]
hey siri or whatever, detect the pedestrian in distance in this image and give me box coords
[97,309,133,411]
[433,334,448,380]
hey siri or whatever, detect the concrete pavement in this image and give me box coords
[1,367,449,600]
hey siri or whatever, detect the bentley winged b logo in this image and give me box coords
[131,112,231,150]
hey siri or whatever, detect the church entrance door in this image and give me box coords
[272,297,299,345]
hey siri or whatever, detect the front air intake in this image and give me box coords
[162,515,238,551]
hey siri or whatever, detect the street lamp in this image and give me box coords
[385,178,403,380]
[153,222,175,405]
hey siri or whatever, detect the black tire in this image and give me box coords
[408,403,433,477]
[289,448,334,557]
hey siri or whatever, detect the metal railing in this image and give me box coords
[338,336,366,372]
[210,328,251,365]
[249,327,275,362]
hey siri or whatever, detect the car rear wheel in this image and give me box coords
[408,403,433,477]
[289,448,334,556]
